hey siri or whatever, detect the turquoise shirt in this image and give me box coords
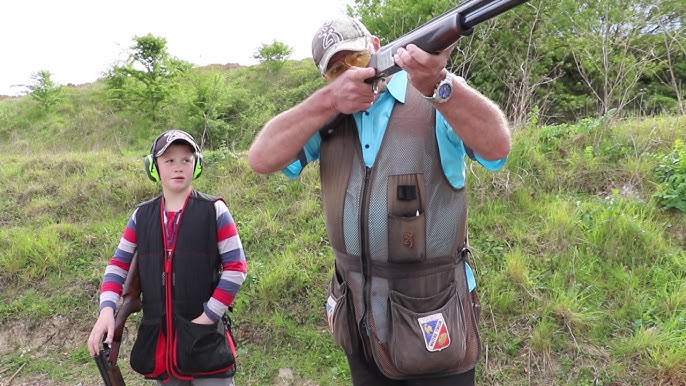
[284,71,507,290]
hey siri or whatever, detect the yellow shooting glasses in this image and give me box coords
[324,50,372,81]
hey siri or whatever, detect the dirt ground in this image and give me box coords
[0,316,319,386]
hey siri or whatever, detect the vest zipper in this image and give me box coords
[358,167,374,361]
[160,196,193,381]
[164,248,175,379]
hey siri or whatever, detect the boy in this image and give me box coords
[88,129,247,385]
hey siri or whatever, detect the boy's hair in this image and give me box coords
[144,130,204,182]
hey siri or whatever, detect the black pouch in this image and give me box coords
[174,315,235,375]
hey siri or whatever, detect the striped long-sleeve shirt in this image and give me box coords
[99,200,248,322]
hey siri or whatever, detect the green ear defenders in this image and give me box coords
[143,130,204,182]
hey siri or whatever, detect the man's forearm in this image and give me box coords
[437,78,511,160]
[248,87,338,174]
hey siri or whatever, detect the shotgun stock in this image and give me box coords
[367,0,530,82]
[94,253,142,386]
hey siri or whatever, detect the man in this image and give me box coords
[248,15,511,386]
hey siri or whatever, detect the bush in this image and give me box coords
[653,139,686,212]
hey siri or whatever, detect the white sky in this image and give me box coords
[0,0,352,96]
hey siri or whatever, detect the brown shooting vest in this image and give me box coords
[320,85,482,379]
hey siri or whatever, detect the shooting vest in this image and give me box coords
[321,86,481,379]
[135,190,220,321]
[130,190,235,380]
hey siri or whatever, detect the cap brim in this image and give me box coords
[318,36,371,75]
[154,138,197,157]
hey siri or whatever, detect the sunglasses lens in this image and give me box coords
[325,62,347,80]
[324,50,372,81]
[347,51,371,67]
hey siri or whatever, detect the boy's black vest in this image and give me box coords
[129,190,235,379]
[320,85,482,379]
[136,191,220,320]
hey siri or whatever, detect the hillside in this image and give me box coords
[1,107,684,385]
[1,45,686,385]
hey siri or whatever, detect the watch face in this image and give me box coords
[438,83,452,99]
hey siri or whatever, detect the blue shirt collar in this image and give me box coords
[385,71,408,104]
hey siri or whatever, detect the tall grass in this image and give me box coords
[0,114,684,385]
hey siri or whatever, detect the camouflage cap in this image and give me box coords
[311,16,374,75]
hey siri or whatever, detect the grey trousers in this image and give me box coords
[156,376,235,386]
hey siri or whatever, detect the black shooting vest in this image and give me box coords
[320,86,481,379]
[135,190,220,322]
[130,190,235,380]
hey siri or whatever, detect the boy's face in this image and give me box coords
[156,142,196,193]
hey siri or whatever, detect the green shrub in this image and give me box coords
[653,139,686,212]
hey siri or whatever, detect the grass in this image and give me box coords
[0,111,685,385]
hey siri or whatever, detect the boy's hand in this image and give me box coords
[87,307,115,356]
[191,312,214,325]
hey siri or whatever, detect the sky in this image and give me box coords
[0,0,352,96]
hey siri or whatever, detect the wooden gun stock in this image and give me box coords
[94,254,142,386]
[108,253,142,365]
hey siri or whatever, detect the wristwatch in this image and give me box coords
[424,73,453,104]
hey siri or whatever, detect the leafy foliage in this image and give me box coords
[28,70,62,113]
[351,0,684,125]
[105,34,192,128]
[253,40,293,73]
[653,139,686,212]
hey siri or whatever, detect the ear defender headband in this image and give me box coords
[143,130,204,182]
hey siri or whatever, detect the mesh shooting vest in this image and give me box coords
[320,86,481,379]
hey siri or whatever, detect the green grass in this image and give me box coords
[0,104,685,384]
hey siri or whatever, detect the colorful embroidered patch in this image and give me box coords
[417,313,451,352]
[326,295,336,333]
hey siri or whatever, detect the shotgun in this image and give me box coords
[319,0,530,132]
[94,253,142,386]
[367,0,530,84]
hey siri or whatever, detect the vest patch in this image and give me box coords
[418,313,451,352]
[326,295,336,333]
[402,231,415,249]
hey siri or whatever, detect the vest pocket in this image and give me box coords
[388,283,467,375]
[130,319,166,377]
[327,274,354,355]
[387,174,426,263]
[174,316,235,374]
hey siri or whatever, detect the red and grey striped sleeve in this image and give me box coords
[99,208,138,311]
[203,200,248,321]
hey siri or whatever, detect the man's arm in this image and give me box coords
[247,66,379,175]
[395,44,511,161]
[437,73,511,160]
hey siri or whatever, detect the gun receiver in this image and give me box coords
[367,0,530,82]
[94,253,142,386]
[94,343,127,386]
